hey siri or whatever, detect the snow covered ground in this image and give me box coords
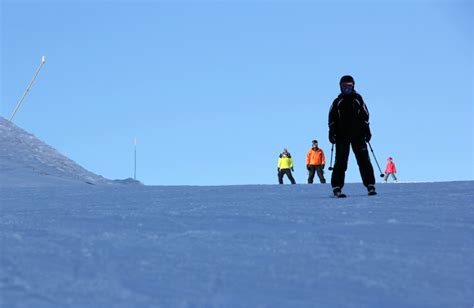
[1,118,473,307]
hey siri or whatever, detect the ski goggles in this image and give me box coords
[340,82,354,89]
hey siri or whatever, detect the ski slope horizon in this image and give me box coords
[0,116,468,187]
[1,116,474,307]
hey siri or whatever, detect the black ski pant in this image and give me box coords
[307,165,326,184]
[278,169,296,184]
[331,139,375,189]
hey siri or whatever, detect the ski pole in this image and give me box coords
[367,142,384,178]
[328,144,334,171]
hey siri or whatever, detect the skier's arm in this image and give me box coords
[328,100,338,143]
[357,95,372,141]
[357,95,370,131]
[328,100,338,131]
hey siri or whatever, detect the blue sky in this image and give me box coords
[1,0,473,185]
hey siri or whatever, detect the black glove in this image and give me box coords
[306,164,310,171]
[364,130,372,143]
[291,167,294,172]
[329,130,336,144]
[322,164,325,169]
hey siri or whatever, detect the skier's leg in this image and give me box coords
[331,141,350,190]
[287,170,296,184]
[392,173,398,181]
[383,173,389,182]
[352,139,376,187]
[307,165,315,184]
[278,170,284,184]
[316,165,326,183]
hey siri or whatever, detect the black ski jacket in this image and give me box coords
[328,91,371,141]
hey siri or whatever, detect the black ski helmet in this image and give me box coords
[340,75,355,84]
[339,75,355,93]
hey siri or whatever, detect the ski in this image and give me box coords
[332,192,347,198]
[367,185,377,196]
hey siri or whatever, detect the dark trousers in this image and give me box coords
[384,172,397,181]
[331,139,375,189]
[278,169,296,184]
[308,165,326,184]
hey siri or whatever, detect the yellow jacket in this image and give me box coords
[278,156,293,169]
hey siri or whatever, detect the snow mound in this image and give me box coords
[0,117,115,187]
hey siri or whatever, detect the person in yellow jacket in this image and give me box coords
[306,140,326,184]
[277,148,296,184]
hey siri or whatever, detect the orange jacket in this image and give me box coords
[306,148,325,165]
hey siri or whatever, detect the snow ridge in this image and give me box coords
[0,117,111,186]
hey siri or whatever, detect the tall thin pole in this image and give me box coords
[10,56,46,122]
[367,142,385,178]
[134,138,137,180]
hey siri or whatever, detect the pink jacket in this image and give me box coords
[385,161,397,173]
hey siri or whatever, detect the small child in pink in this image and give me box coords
[384,157,398,183]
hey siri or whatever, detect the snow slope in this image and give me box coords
[1,119,473,307]
[0,117,138,187]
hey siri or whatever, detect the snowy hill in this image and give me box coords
[0,118,473,307]
[1,182,473,307]
[0,117,139,187]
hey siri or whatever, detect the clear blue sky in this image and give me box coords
[1,0,473,185]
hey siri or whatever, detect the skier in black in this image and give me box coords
[328,75,376,197]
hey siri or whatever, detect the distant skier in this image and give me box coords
[328,75,376,197]
[306,140,326,184]
[278,148,296,184]
[384,157,398,183]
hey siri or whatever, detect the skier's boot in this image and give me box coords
[367,184,377,196]
[333,187,346,198]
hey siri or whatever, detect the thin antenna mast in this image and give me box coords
[134,138,138,180]
[10,56,46,121]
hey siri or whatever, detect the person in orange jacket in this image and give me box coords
[306,140,326,184]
